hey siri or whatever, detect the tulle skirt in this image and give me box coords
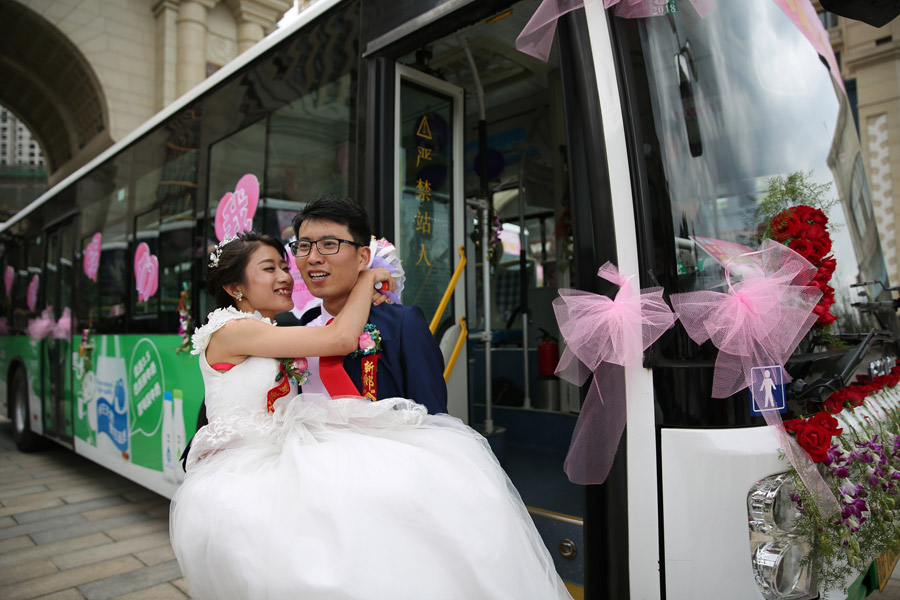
[169,394,572,600]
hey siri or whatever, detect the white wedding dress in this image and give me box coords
[169,308,572,600]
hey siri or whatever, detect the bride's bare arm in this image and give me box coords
[208,268,394,361]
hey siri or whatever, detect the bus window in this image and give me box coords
[266,74,353,206]
[208,119,266,231]
[98,220,127,333]
[159,197,195,332]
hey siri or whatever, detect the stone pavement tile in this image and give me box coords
[0,498,65,519]
[30,514,152,545]
[0,533,111,569]
[0,463,22,472]
[62,484,144,505]
[133,542,176,567]
[145,501,171,519]
[0,515,16,527]
[0,534,36,554]
[0,472,108,495]
[0,485,51,500]
[0,555,143,600]
[0,557,59,585]
[102,519,168,543]
[80,500,160,522]
[77,560,182,600]
[112,582,188,599]
[0,471,44,486]
[15,497,127,525]
[171,577,189,596]
[120,490,159,504]
[51,532,170,571]
[0,513,87,542]
[2,485,116,508]
[34,590,86,600]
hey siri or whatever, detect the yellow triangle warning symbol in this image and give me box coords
[416,116,432,140]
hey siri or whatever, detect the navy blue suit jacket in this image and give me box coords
[300,303,447,414]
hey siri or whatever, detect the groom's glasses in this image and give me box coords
[290,238,363,257]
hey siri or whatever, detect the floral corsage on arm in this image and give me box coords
[281,357,311,385]
[349,324,382,358]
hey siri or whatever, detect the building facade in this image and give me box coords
[821,3,900,285]
[0,0,293,186]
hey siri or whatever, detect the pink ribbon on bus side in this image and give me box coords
[516,0,714,61]
[669,240,840,518]
[554,263,675,484]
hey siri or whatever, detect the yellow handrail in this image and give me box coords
[443,316,468,382]
[429,245,467,334]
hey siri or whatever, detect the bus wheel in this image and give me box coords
[11,368,42,452]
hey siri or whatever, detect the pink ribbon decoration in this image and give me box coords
[215,174,259,242]
[554,263,676,484]
[4,265,13,297]
[669,240,839,518]
[134,243,159,303]
[26,275,38,313]
[27,307,56,342]
[516,0,714,61]
[669,240,822,398]
[83,232,102,283]
[53,307,72,340]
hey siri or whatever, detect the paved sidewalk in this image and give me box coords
[0,418,188,599]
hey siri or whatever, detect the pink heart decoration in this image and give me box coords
[214,174,259,241]
[134,243,159,302]
[26,275,38,312]
[84,232,102,282]
[4,266,13,297]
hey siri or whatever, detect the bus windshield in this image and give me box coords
[632,0,890,336]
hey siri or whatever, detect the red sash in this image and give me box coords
[266,363,291,412]
[320,356,362,397]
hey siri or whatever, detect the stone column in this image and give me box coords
[227,0,293,54]
[176,0,216,97]
[154,0,179,110]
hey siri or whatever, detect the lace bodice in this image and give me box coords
[188,308,295,467]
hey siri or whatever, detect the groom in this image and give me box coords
[292,195,447,414]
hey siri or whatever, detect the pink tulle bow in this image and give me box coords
[670,240,839,518]
[27,307,57,342]
[53,307,72,340]
[669,240,822,398]
[516,0,714,61]
[554,263,676,484]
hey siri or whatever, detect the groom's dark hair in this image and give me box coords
[292,194,371,246]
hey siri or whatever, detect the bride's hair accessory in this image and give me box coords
[209,236,240,268]
[553,262,675,485]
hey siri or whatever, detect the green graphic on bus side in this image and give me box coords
[74,334,202,475]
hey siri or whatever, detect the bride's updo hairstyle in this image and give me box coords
[206,230,288,309]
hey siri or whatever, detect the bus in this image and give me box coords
[0,0,895,598]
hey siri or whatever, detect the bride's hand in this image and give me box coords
[364,267,395,305]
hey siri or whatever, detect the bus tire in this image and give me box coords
[10,368,42,452]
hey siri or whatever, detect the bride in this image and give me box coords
[169,231,573,600]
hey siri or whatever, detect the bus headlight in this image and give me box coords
[753,540,807,597]
[748,473,816,600]
[748,473,801,533]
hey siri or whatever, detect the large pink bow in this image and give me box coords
[669,240,839,517]
[516,0,714,61]
[554,263,675,484]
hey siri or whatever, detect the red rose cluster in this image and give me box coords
[823,366,900,415]
[770,205,837,326]
[784,411,844,463]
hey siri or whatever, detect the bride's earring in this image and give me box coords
[235,291,243,302]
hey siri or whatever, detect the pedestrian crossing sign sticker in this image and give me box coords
[750,365,787,414]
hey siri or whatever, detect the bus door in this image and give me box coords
[374,3,593,594]
[393,66,469,419]
[41,220,75,443]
